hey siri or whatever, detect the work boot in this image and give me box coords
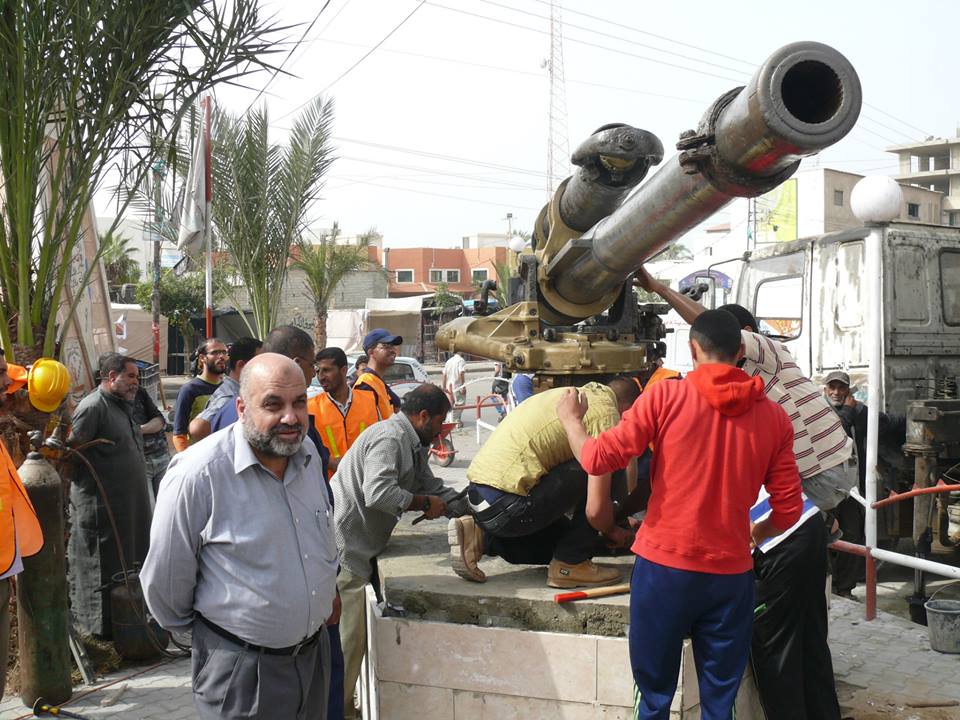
[547,559,621,589]
[448,516,486,582]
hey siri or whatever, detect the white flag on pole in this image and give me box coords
[177,121,206,255]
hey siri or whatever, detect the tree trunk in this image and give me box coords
[315,308,327,350]
[4,340,50,440]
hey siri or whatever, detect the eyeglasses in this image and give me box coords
[206,349,228,357]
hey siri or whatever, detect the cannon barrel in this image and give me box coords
[547,41,861,313]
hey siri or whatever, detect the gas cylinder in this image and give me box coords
[108,569,169,660]
[16,451,72,706]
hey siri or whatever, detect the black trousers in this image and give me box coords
[832,496,865,593]
[751,515,841,720]
[476,460,609,565]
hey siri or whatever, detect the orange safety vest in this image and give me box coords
[353,371,397,420]
[633,367,681,453]
[308,391,379,476]
[634,366,681,394]
[0,442,44,575]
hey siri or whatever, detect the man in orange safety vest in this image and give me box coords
[0,352,44,698]
[308,347,379,478]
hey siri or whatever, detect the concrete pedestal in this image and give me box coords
[357,520,764,718]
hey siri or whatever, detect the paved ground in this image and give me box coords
[3,587,958,719]
[5,366,957,719]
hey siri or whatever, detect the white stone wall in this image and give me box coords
[363,589,763,720]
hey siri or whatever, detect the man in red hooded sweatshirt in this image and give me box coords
[557,309,802,720]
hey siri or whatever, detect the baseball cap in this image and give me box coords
[363,328,402,352]
[824,370,850,386]
[5,363,27,394]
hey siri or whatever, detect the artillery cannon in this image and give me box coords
[437,41,861,388]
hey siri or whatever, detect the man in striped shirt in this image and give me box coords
[636,268,854,720]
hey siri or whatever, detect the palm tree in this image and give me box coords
[211,97,336,337]
[0,0,281,361]
[99,232,140,287]
[292,223,373,347]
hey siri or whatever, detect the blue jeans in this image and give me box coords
[629,556,754,720]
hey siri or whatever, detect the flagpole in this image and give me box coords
[203,95,214,338]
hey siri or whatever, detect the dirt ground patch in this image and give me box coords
[838,682,960,720]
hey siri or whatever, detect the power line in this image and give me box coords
[334,136,548,177]
[287,37,708,105]
[463,1,930,146]
[422,1,746,84]
[275,0,426,123]
[519,0,756,68]
[284,0,354,69]
[335,155,547,188]
[329,173,546,191]
[243,1,332,113]
[475,0,751,76]
[327,177,541,210]
[863,101,932,140]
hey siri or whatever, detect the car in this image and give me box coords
[308,354,430,399]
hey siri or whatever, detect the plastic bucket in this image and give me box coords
[924,598,960,653]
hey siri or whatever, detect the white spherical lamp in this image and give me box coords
[508,235,527,253]
[850,175,902,224]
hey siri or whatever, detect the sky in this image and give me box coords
[154,0,960,250]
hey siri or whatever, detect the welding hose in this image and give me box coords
[62,443,189,659]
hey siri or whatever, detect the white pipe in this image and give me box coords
[864,224,883,550]
[871,547,960,581]
[848,487,869,509]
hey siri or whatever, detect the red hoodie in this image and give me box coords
[581,363,802,574]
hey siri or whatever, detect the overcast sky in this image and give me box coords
[187,0,957,249]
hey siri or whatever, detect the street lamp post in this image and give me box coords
[850,175,903,620]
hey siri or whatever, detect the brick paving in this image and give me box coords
[3,598,958,719]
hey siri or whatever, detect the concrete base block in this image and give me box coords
[362,588,764,719]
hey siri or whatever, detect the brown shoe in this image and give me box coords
[449,516,486,582]
[547,559,621,589]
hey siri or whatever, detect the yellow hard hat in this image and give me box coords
[27,358,71,413]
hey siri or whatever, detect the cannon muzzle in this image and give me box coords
[544,41,861,318]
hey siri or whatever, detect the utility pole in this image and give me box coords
[545,0,570,197]
[151,159,166,366]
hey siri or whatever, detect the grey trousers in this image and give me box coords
[192,620,330,720]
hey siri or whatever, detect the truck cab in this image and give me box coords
[736,222,960,543]
[736,222,960,414]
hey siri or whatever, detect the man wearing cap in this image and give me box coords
[353,329,402,420]
[68,352,153,638]
[824,370,905,598]
[0,351,44,700]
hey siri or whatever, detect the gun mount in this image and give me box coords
[438,41,861,387]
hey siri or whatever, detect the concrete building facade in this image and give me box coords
[709,167,943,262]
[889,134,960,226]
[375,246,509,298]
